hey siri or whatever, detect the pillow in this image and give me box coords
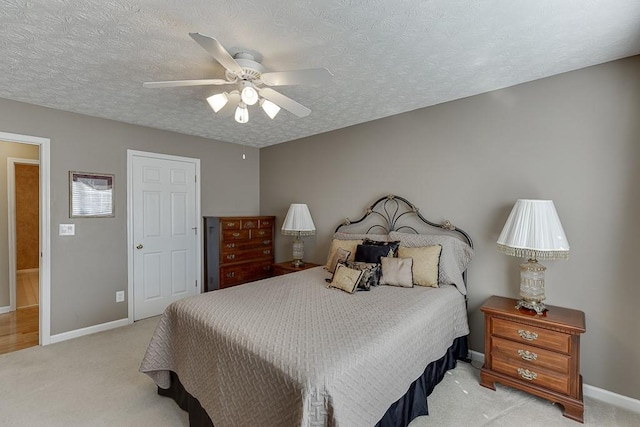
[389,231,474,294]
[380,257,413,288]
[345,261,381,290]
[327,247,351,274]
[354,244,394,264]
[327,264,363,293]
[363,239,400,257]
[397,245,442,287]
[325,239,361,270]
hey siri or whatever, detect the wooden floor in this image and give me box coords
[0,270,39,354]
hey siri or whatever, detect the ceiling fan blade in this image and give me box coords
[143,79,232,89]
[217,91,241,117]
[258,87,311,117]
[260,68,333,86]
[189,32,244,75]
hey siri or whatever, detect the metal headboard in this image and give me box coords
[334,194,473,288]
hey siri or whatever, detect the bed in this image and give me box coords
[140,195,474,427]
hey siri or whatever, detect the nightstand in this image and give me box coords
[272,261,321,276]
[480,295,586,423]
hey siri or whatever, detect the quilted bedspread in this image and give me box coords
[140,267,469,427]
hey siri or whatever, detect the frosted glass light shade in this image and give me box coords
[235,103,249,123]
[260,98,281,119]
[497,199,569,260]
[281,204,316,236]
[241,85,259,105]
[206,92,228,113]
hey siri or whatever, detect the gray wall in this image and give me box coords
[0,98,260,334]
[260,56,640,400]
[0,141,39,307]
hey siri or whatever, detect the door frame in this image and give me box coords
[126,149,201,323]
[7,157,40,312]
[0,131,51,345]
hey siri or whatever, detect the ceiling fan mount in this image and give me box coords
[143,33,333,123]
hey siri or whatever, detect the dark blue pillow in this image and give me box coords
[362,239,400,256]
[354,244,394,264]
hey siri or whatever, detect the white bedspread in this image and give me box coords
[140,267,469,427]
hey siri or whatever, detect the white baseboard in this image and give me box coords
[49,318,129,344]
[466,350,640,414]
[0,306,10,314]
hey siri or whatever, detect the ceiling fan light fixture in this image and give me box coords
[206,92,229,113]
[241,84,259,105]
[260,98,281,119]
[235,102,249,124]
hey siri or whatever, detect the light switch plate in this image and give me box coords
[59,224,75,236]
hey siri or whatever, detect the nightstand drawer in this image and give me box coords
[492,336,570,375]
[492,317,571,353]
[492,357,570,395]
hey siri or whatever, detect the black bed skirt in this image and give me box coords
[158,336,468,427]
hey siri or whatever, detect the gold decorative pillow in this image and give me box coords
[325,239,361,270]
[328,264,364,293]
[380,257,413,288]
[397,245,442,287]
[328,247,351,274]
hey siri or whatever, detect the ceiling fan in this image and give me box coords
[143,33,333,123]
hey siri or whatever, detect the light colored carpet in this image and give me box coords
[0,317,638,426]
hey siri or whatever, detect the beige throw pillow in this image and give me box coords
[328,264,363,293]
[325,239,361,269]
[380,257,413,288]
[328,247,351,274]
[397,245,442,287]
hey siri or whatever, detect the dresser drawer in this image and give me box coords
[491,336,570,375]
[492,357,570,395]
[251,228,272,239]
[492,317,571,353]
[222,229,250,241]
[221,238,273,252]
[221,219,241,230]
[259,218,273,228]
[220,261,273,288]
[220,247,273,263]
[241,219,258,229]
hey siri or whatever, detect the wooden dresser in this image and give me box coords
[480,296,586,423]
[203,216,275,291]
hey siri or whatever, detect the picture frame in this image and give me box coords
[69,171,115,218]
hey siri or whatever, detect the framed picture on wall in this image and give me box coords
[69,171,115,218]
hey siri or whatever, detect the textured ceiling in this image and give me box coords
[1,0,639,147]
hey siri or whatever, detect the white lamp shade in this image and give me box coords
[235,103,249,123]
[260,98,281,119]
[206,92,228,113]
[497,199,569,260]
[241,85,259,105]
[282,204,316,236]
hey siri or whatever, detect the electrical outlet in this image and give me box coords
[115,291,125,303]
[59,224,75,236]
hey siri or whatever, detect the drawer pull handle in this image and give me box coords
[226,222,236,227]
[226,254,235,260]
[262,221,271,226]
[226,272,235,278]
[518,349,538,361]
[263,250,271,255]
[263,240,271,245]
[244,221,255,228]
[518,329,538,341]
[226,243,235,249]
[258,231,266,236]
[517,368,538,381]
[263,266,272,271]
[232,232,240,237]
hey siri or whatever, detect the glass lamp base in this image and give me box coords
[291,259,305,268]
[518,259,547,315]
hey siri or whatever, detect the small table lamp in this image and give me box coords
[281,204,316,267]
[497,199,570,314]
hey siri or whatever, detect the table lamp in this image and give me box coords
[281,204,316,267]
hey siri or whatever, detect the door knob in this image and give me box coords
[136,244,143,249]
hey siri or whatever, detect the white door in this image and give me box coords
[131,153,199,320]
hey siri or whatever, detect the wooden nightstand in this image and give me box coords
[272,261,321,276]
[480,296,586,423]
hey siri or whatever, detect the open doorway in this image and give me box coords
[0,132,51,353]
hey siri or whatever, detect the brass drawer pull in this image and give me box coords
[263,240,271,245]
[258,231,266,236]
[517,368,537,381]
[232,232,240,237]
[225,272,235,278]
[262,221,271,226]
[518,329,538,341]
[244,221,255,228]
[518,349,538,361]
[226,243,235,249]
[226,254,235,260]
[263,250,271,255]
[226,222,236,227]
